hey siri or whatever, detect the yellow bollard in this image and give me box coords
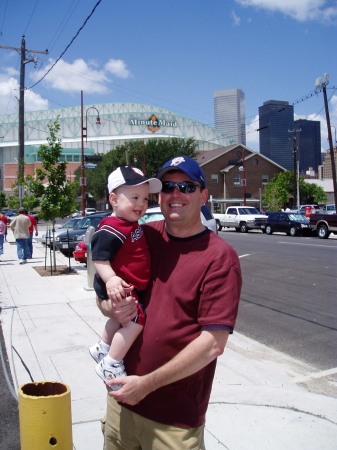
[18,381,73,449]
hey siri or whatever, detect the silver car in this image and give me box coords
[41,218,81,246]
[139,205,217,233]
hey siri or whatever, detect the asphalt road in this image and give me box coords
[219,229,337,371]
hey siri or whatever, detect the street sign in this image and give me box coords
[84,163,97,169]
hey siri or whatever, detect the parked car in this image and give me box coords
[265,212,311,236]
[4,209,18,223]
[319,204,336,214]
[139,205,217,233]
[85,208,97,215]
[290,205,321,215]
[54,212,111,256]
[41,218,81,246]
[73,241,88,263]
[74,205,217,265]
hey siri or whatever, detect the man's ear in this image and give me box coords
[200,188,209,206]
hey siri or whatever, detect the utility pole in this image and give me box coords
[0,37,48,205]
[289,128,301,209]
[315,74,337,209]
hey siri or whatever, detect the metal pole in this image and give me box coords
[242,147,246,206]
[322,85,337,209]
[18,36,26,206]
[293,129,297,208]
[81,91,85,217]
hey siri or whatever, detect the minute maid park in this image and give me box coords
[0,102,235,193]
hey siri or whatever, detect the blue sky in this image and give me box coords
[0,0,336,152]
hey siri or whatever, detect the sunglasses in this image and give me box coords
[161,181,201,194]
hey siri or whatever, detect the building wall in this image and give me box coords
[200,146,284,205]
[259,100,294,170]
[214,89,246,145]
[322,147,337,179]
[294,119,321,173]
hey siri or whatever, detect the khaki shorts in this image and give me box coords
[102,396,205,450]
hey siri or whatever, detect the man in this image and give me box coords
[24,209,38,258]
[97,156,242,449]
[10,207,31,264]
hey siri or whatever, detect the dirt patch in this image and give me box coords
[33,265,77,277]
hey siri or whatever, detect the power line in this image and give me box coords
[23,0,40,36]
[28,0,102,90]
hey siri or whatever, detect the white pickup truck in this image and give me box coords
[213,206,267,233]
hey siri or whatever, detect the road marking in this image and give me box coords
[292,367,337,383]
[278,241,336,248]
[239,254,250,258]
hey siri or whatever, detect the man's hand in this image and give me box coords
[106,375,150,405]
[97,294,138,323]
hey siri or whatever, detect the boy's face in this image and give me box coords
[109,183,149,222]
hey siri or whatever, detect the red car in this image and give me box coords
[73,241,88,263]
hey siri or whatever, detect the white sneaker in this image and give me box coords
[96,359,127,391]
[89,343,107,363]
[19,260,24,264]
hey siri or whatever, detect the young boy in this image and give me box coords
[89,166,162,390]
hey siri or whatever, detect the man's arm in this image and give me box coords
[108,328,229,405]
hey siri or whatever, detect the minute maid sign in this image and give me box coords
[129,114,177,133]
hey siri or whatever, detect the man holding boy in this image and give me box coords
[97,156,242,449]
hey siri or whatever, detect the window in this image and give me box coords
[234,174,241,186]
[262,175,269,186]
[73,155,80,162]
[211,174,218,184]
[66,155,72,162]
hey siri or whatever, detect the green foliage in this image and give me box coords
[27,119,78,221]
[85,138,198,200]
[0,191,6,209]
[263,171,328,211]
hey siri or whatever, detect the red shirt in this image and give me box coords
[91,216,151,299]
[27,215,37,233]
[124,220,242,428]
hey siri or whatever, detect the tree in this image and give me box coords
[85,138,198,200]
[27,119,78,268]
[0,191,6,209]
[263,171,327,211]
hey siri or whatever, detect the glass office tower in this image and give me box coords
[294,119,321,173]
[259,100,294,170]
[214,89,246,145]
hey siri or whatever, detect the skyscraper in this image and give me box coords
[294,118,321,173]
[214,89,246,145]
[259,100,294,170]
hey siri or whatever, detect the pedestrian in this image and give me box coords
[9,207,31,264]
[97,156,242,449]
[0,214,7,260]
[90,166,162,390]
[0,212,8,241]
[24,209,38,258]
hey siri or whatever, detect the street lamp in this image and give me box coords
[80,90,101,217]
[315,74,337,209]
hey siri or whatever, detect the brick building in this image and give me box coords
[196,145,285,210]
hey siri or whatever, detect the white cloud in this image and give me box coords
[0,73,48,115]
[29,58,111,94]
[235,0,337,23]
[231,10,241,26]
[105,59,132,79]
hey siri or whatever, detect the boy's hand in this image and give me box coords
[106,276,134,302]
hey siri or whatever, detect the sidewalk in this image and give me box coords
[0,228,336,449]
